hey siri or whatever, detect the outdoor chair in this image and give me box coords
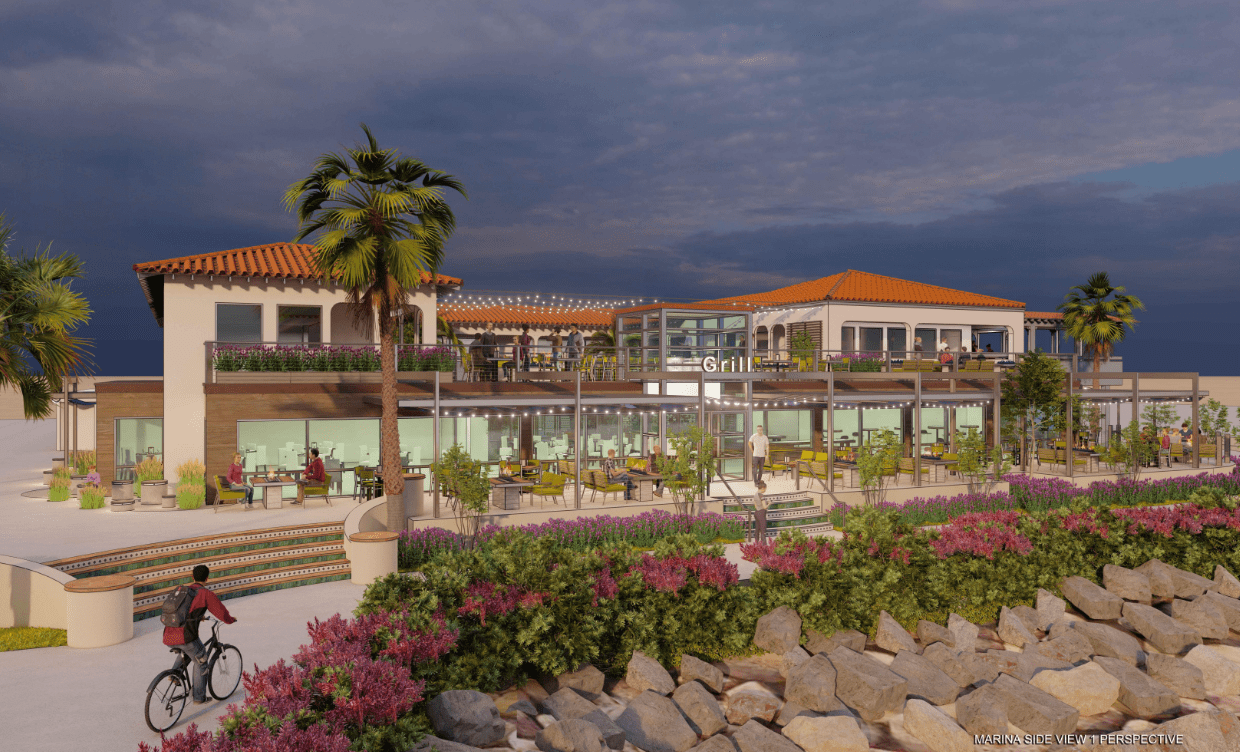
[530,472,568,508]
[829,358,851,372]
[763,455,788,479]
[353,466,378,502]
[898,458,929,482]
[212,475,246,513]
[626,458,648,470]
[301,481,332,507]
[942,452,959,477]
[583,469,626,504]
[1199,443,1218,465]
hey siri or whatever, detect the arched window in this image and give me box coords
[400,306,424,345]
[755,326,769,355]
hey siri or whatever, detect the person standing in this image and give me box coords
[751,481,768,543]
[162,565,237,704]
[566,324,584,366]
[550,326,564,369]
[913,337,924,353]
[749,425,769,483]
[480,322,498,381]
[516,324,534,371]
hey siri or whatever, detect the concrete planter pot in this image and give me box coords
[140,480,167,505]
[70,475,89,497]
[161,481,178,509]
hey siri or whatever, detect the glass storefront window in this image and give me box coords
[841,326,855,352]
[470,416,519,467]
[115,418,163,480]
[277,305,321,344]
[860,327,883,352]
[217,303,261,343]
[237,420,306,499]
[887,327,907,356]
[915,328,937,353]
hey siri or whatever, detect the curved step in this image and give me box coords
[47,522,345,575]
[119,540,346,584]
[133,548,348,595]
[133,561,352,619]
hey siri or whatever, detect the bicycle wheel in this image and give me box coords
[145,670,189,733]
[209,644,243,700]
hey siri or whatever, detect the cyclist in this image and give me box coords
[163,565,237,704]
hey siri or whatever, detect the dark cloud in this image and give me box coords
[0,1,1238,375]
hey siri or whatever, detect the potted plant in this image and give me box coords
[48,468,71,502]
[176,459,207,510]
[135,457,166,505]
[79,483,106,509]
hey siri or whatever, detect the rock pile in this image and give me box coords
[423,559,1240,751]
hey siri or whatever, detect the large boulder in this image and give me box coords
[1153,709,1240,752]
[1011,650,1073,683]
[805,628,866,655]
[1028,662,1121,717]
[902,698,972,752]
[1032,629,1092,664]
[946,613,978,651]
[991,673,1080,736]
[996,606,1036,648]
[732,719,801,752]
[581,709,626,751]
[1135,558,1216,599]
[1061,575,1124,620]
[627,651,676,695]
[671,681,727,737]
[916,620,954,648]
[1071,621,1143,666]
[544,664,607,700]
[1035,589,1065,631]
[687,737,738,752]
[1182,644,1240,695]
[1010,606,1041,635]
[781,714,870,752]
[875,610,920,655]
[1161,597,1229,639]
[828,645,908,721]
[614,690,699,752]
[1214,565,1240,599]
[1092,656,1179,718]
[536,719,607,752]
[723,681,783,725]
[1145,652,1207,700]
[954,685,1008,735]
[427,690,506,747]
[784,653,839,712]
[1121,601,1202,655]
[411,736,486,752]
[780,647,811,678]
[889,650,960,706]
[1102,563,1152,603]
[1200,591,1240,630]
[677,654,725,693]
[543,687,600,721]
[753,606,802,655]
[921,642,975,688]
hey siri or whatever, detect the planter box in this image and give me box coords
[397,371,454,382]
[216,372,383,384]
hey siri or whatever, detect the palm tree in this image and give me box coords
[284,125,466,499]
[0,215,92,419]
[1058,272,1143,389]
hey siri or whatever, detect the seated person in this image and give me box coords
[295,447,326,504]
[85,464,101,487]
[227,452,254,507]
[602,449,633,500]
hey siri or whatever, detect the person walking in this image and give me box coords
[162,565,237,704]
[226,452,254,507]
[751,481,768,543]
[550,326,563,369]
[566,324,584,367]
[294,447,326,504]
[749,425,769,483]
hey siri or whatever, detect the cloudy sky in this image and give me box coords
[2,0,1238,375]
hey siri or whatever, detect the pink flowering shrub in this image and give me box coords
[1111,503,1240,536]
[741,535,842,578]
[929,511,1034,559]
[139,608,456,752]
[628,550,740,594]
[457,581,550,625]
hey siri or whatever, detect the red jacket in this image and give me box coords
[163,583,236,645]
[304,457,326,483]
[226,463,244,485]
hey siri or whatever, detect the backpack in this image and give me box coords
[160,584,197,628]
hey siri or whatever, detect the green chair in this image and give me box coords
[213,475,245,513]
[353,466,378,502]
[763,455,788,478]
[530,472,568,508]
[301,481,332,507]
[898,458,930,483]
[583,469,627,504]
[942,452,959,477]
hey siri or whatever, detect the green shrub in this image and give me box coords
[79,485,106,509]
[48,476,70,502]
[0,627,67,652]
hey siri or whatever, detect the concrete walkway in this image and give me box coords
[0,579,367,752]
[0,420,351,564]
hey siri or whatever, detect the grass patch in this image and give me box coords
[0,627,67,651]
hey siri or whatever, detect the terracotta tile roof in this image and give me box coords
[1024,311,1064,319]
[439,303,614,328]
[706,270,1024,309]
[614,301,757,315]
[133,243,462,287]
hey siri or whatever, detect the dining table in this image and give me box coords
[489,477,532,510]
[252,474,298,509]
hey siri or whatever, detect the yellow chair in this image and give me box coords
[943,452,959,476]
[583,469,627,504]
[213,475,246,513]
[898,458,930,482]
[530,472,568,508]
[353,466,378,502]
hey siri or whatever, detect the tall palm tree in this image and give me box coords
[1058,272,1143,389]
[0,215,92,419]
[284,125,466,499]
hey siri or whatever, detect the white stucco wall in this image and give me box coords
[160,277,437,480]
[754,302,1026,354]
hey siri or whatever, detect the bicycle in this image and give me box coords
[144,617,243,733]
